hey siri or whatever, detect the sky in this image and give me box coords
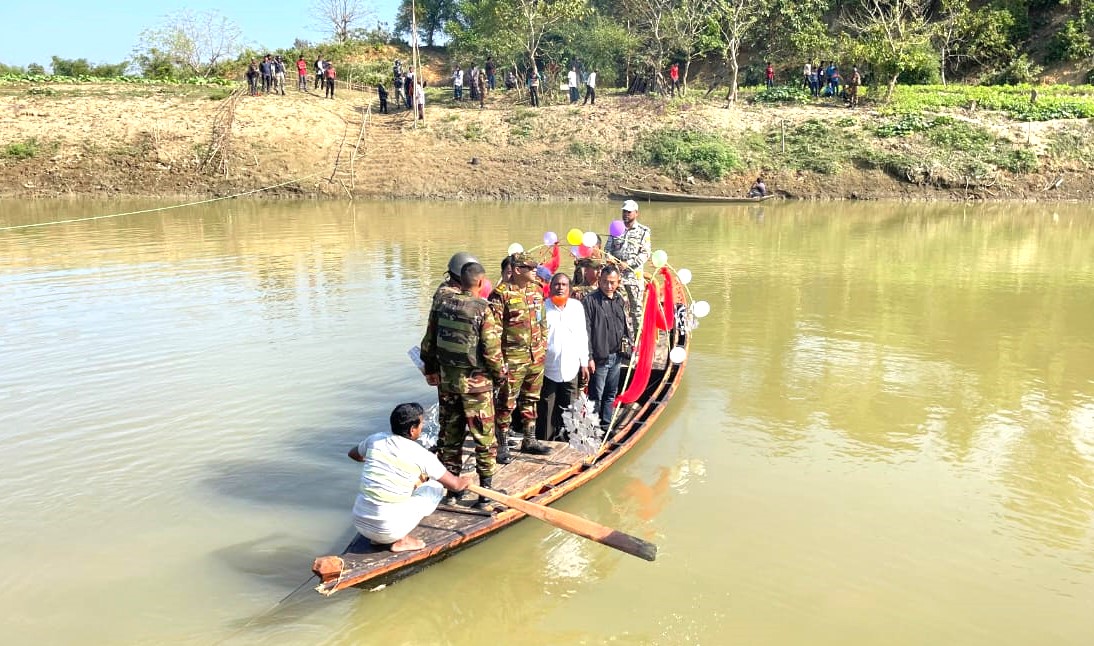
[1,0,402,69]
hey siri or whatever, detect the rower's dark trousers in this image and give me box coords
[325,78,334,98]
[583,85,595,105]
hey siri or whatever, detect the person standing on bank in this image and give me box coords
[489,252,551,462]
[605,199,651,340]
[584,265,629,430]
[567,66,579,104]
[536,273,590,441]
[348,402,471,552]
[324,61,336,98]
[420,262,507,510]
[582,69,597,106]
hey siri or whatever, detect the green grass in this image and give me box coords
[635,128,740,180]
[505,107,536,142]
[4,138,41,160]
[880,84,1094,121]
[568,141,602,160]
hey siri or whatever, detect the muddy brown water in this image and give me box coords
[1,200,1092,644]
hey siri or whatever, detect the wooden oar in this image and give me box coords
[465,484,657,562]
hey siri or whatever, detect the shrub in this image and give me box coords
[981,54,1043,85]
[4,138,39,160]
[1048,20,1094,63]
[635,129,740,180]
[753,85,810,104]
[875,113,935,137]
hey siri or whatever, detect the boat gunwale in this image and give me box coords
[620,186,775,203]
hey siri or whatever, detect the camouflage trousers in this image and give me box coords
[622,280,644,342]
[437,388,497,480]
[496,360,544,440]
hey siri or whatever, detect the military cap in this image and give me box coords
[509,252,538,269]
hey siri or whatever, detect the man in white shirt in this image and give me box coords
[349,402,470,552]
[453,64,463,101]
[536,273,591,441]
[567,66,579,104]
[583,69,597,106]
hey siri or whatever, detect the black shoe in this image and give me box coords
[520,439,551,455]
[496,447,512,465]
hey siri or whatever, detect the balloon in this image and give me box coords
[536,265,553,281]
[507,242,524,256]
[566,228,584,246]
[669,346,688,364]
[581,231,598,248]
[543,231,558,245]
[609,220,626,237]
[676,268,692,285]
[570,245,581,256]
[692,300,710,318]
[479,278,494,299]
[577,244,592,258]
[651,250,668,268]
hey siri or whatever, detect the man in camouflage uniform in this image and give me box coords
[604,199,651,340]
[420,262,507,508]
[489,252,552,461]
[572,256,605,301]
[432,251,478,308]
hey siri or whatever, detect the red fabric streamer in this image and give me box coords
[545,244,561,272]
[616,280,660,406]
[658,267,675,331]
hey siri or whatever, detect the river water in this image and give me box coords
[1,199,1092,645]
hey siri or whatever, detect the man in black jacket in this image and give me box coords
[584,265,630,430]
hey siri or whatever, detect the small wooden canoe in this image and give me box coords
[621,186,775,203]
[312,326,688,596]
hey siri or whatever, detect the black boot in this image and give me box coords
[495,427,512,464]
[520,438,551,455]
[473,476,495,511]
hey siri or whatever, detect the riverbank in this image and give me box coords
[3,80,1094,202]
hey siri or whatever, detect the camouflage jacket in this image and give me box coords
[430,277,461,309]
[605,222,651,282]
[420,289,505,394]
[571,284,598,301]
[488,281,547,365]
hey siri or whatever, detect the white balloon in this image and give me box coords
[676,268,692,285]
[581,231,598,248]
[507,242,524,255]
[669,346,687,364]
[692,300,711,318]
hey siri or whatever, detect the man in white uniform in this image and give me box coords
[349,402,470,552]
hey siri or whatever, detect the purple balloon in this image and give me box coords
[543,231,558,245]
[609,220,625,237]
[570,245,581,256]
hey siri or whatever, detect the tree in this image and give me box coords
[934,0,1016,84]
[668,0,718,95]
[395,0,455,47]
[624,0,676,94]
[757,0,834,62]
[841,0,934,101]
[713,0,768,103]
[314,0,373,43]
[133,10,244,78]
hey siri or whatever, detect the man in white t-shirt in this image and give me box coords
[567,66,579,104]
[349,402,470,552]
[582,69,597,106]
[535,272,590,441]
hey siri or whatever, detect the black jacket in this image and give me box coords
[584,289,628,361]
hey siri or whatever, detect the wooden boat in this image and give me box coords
[621,186,775,203]
[312,323,689,596]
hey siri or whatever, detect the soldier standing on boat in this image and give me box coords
[572,255,605,301]
[605,199,651,340]
[433,251,478,307]
[420,262,507,509]
[489,252,552,463]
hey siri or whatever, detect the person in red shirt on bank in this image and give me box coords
[325,62,336,99]
[296,56,308,91]
[669,62,680,96]
[765,62,775,88]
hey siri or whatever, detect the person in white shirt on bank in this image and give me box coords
[583,69,597,106]
[536,273,591,442]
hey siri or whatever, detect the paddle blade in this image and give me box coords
[602,530,657,562]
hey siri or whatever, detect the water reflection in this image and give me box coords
[1,199,1093,644]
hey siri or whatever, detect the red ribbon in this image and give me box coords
[616,280,660,406]
[545,244,561,272]
[658,267,675,331]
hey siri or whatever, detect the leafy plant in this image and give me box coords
[1048,20,1093,63]
[4,138,40,160]
[753,85,810,104]
[635,128,740,180]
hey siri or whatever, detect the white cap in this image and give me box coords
[622,199,639,212]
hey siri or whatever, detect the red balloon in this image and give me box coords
[479,278,494,298]
[577,244,592,258]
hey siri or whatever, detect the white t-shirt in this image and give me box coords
[453,70,463,87]
[586,72,597,88]
[567,70,578,88]
[353,431,446,508]
[544,299,590,382]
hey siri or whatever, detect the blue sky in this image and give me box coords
[1,1,402,69]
